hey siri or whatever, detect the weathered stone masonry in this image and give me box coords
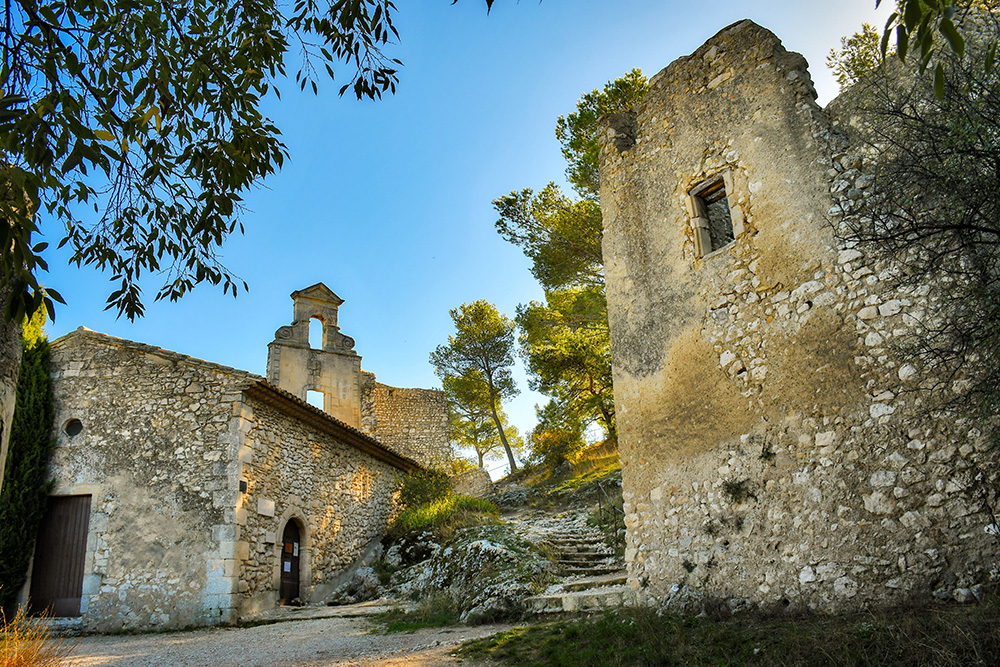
[361,372,450,468]
[599,20,999,611]
[235,387,404,617]
[268,283,450,468]
[30,328,418,631]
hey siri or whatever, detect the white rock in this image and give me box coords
[863,492,895,514]
[792,281,824,299]
[799,566,817,584]
[878,300,903,317]
[834,577,858,598]
[815,431,838,448]
[886,451,909,468]
[926,493,946,507]
[858,306,879,320]
[838,249,864,264]
[869,403,895,418]
[897,364,917,381]
[869,471,897,487]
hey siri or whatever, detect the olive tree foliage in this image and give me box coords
[430,300,520,472]
[0,0,496,323]
[517,287,614,441]
[527,398,584,470]
[494,70,646,443]
[877,0,998,98]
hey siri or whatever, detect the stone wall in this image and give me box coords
[361,371,451,468]
[598,20,999,612]
[453,467,494,499]
[39,329,248,631]
[235,393,402,616]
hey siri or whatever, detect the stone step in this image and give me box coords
[552,543,611,552]
[525,585,634,614]
[547,540,607,549]
[546,532,605,540]
[560,564,623,576]
[562,572,628,592]
[556,550,613,559]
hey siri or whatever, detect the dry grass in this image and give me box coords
[1,606,70,667]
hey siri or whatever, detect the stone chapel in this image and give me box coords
[21,283,448,631]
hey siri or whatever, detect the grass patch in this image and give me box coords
[458,596,1000,666]
[373,593,461,633]
[387,495,499,542]
[1,607,71,666]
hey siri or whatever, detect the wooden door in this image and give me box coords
[279,521,300,604]
[29,495,91,617]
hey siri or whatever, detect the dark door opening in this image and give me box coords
[29,495,91,617]
[279,520,300,604]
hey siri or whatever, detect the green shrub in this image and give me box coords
[374,593,461,633]
[396,468,452,510]
[387,495,499,542]
[0,315,55,616]
[528,401,586,471]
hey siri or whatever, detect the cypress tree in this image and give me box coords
[0,315,55,615]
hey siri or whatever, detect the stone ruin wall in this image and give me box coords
[598,20,999,612]
[41,331,247,631]
[452,467,495,499]
[360,371,451,468]
[235,396,399,617]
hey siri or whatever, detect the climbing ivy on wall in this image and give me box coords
[0,313,55,615]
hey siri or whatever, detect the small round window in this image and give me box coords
[64,419,83,437]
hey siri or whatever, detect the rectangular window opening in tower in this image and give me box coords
[688,175,737,258]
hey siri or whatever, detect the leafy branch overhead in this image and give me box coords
[0,0,493,322]
[878,0,998,97]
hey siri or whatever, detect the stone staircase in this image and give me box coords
[525,572,634,614]
[544,526,620,577]
[502,507,630,614]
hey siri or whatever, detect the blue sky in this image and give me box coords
[39,0,892,475]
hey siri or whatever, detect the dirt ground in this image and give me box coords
[56,607,509,667]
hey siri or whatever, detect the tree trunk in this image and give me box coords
[0,283,23,493]
[597,400,617,444]
[487,389,517,472]
[477,448,485,469]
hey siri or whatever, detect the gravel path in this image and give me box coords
[58,613,510,667]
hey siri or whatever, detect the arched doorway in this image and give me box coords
[279,520,301,604]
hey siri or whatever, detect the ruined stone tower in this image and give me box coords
[598,20,999,611]
[266,283,363,427]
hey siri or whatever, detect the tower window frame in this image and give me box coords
[687,170,745,258]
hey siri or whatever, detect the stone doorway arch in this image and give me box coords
[279,519,302,604]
